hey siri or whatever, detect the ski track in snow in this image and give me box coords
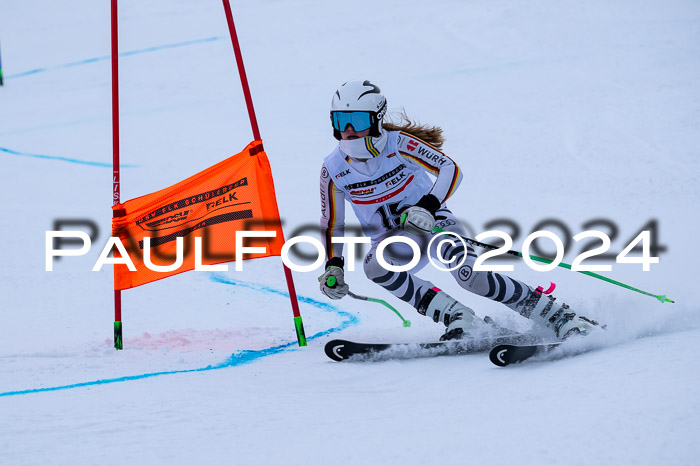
[3,36,225,81]
[0,146,139,167]
[0,275,359,398]
[1,35,222,164]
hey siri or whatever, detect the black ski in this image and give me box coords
[325,334,542,362]
[489,342,562,367]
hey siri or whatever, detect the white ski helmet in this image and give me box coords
[330,80,387,140]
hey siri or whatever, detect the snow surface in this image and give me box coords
[1,0,699,464]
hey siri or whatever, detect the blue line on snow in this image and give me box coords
[4,36,225,80]
[2,36,225,164]
[0,147,139,167]
[0,275,358,397]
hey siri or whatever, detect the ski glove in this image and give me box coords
[401,194,441,237]
[319,257,349,300]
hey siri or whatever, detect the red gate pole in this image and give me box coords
[221,0,306,346]
[111,0,123,350]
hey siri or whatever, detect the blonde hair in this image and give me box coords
[382,110,445,149]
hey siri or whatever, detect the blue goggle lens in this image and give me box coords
[332,111,372,132]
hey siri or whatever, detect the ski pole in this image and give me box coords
[346,290,412,327]
[432,227,674,304]
[320,275,412,327]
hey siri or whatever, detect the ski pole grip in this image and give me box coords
[326,276,337,288]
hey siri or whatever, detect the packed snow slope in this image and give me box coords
[1,0,699,465]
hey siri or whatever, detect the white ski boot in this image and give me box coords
[417,289,481,341]
[519,292,601,340]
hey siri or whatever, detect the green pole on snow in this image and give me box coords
[321,275,411,327]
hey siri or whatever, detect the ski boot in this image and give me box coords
[519,291,601,340]
[417,288,481,341]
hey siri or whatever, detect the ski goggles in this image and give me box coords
[331,111,373,132]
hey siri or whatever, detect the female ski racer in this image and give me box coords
[319,80,600,341]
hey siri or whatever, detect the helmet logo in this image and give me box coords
[358,80,381,99]
[376,99,387,120]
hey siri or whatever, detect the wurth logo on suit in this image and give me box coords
[398,134,447,166]
[416,146,446,166]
